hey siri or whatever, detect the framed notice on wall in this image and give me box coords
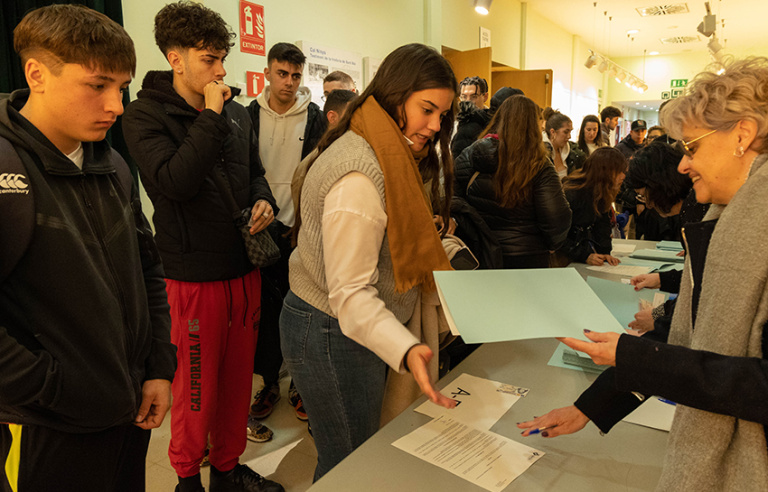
[239,1,265,56]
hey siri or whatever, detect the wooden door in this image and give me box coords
[491,68,552,109]
[443,47,492,91]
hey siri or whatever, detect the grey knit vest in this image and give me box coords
[289,131,419,323]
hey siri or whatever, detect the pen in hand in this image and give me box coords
[527,425,557,435]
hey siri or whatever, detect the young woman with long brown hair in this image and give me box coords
[455,95,571,268]
[281,43,457,480]
[557,146,627,265]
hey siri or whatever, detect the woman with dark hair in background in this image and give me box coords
[455,95,571,269]
[557,147,626,266]
[283,43,457,480]
[577,114,604,156]
[542,107,586,178]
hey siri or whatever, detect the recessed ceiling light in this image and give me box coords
[649,51,660,55]
[636,102,640,105]
[627,29,640,34]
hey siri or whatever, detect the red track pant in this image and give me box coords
[166,269,260,477]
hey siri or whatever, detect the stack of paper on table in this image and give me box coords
[655,240,684,251]
[392,415,544,492]
[433,268,624,343]
[547,343,606,374]
[611,242,636,255]
[630,248,685,263]
[547,277,667,373]
[394,374,544,492]
[586,263,654,276]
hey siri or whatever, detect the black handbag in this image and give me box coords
[210,170,280,268]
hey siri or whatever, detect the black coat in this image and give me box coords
[575,217,768,447]
[0,90,176,432]
[615,134,644,160]
[450,106,491,159]
[455,137,571,257]
[123,71,277,282]
[559,186,613,262]
[544,141,586,174]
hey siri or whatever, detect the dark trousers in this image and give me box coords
[253,222,293,385]
[0,423,150,492]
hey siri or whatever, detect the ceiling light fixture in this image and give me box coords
[585,50,599,69]
[582,50,648,93]
[474,0,492,15]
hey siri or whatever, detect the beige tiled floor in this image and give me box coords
[146,376,316,491]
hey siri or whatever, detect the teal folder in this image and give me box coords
[433,268,624,344]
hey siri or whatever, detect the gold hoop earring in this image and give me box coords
[734,146,745,157]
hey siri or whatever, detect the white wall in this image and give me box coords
[123,0,427,103]
[441,0,521,68]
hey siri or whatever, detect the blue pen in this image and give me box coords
[528,425,556,435]
[657,398,677,406]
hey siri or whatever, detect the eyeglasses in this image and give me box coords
[675,129,717,157]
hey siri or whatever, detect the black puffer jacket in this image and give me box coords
[455,137,572,256]
[543,141,586,175]
[123,71,276,282]
[559,186,613,262]
[450,104,491,159]
[615,134,644,160]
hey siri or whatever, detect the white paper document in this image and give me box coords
[415,374,527,430]
[586,264,654,276]
[392,415,544,492]
[623,397,677,431]
[611,242,636,255]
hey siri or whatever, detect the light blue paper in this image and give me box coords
[586,276,668,328]
[619,257,683,273]
[630,248,685,263]
[547,343,606,374]
[433,268,625,344]
[656,240,684,251]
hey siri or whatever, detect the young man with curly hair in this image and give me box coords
[0,5,176,491]
[122,2,283,491]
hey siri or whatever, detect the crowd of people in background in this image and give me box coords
[3,1,768,492]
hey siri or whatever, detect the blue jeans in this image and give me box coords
[280,290,387,481]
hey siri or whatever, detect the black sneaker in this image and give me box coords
[209,464,284,492]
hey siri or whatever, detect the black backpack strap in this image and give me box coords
[0,137,35,282]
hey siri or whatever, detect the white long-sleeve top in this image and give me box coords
[322,171,420,372]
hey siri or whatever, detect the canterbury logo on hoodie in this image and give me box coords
[0,173,29,194]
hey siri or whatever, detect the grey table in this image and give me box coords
[308,238,668,491]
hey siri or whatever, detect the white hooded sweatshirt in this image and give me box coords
[257,85,311,226]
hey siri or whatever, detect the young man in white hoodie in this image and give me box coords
[245,43,326,440]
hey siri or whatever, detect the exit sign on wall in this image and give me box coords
[670,79,688,88]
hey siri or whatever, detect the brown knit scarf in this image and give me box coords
[349,96,452,293]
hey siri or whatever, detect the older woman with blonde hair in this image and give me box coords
[518,57,768,491]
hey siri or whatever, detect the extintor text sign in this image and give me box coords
[239,1,265,56]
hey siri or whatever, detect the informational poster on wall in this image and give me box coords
[296,41,362,108]
[239,1,265,56]
[363,56,381,90]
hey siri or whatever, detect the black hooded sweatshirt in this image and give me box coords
[0,90,176,433]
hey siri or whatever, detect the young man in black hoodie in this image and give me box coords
[122,2,282,492]
[0,5,176,491]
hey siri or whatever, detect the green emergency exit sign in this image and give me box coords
[671,79,688,88]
